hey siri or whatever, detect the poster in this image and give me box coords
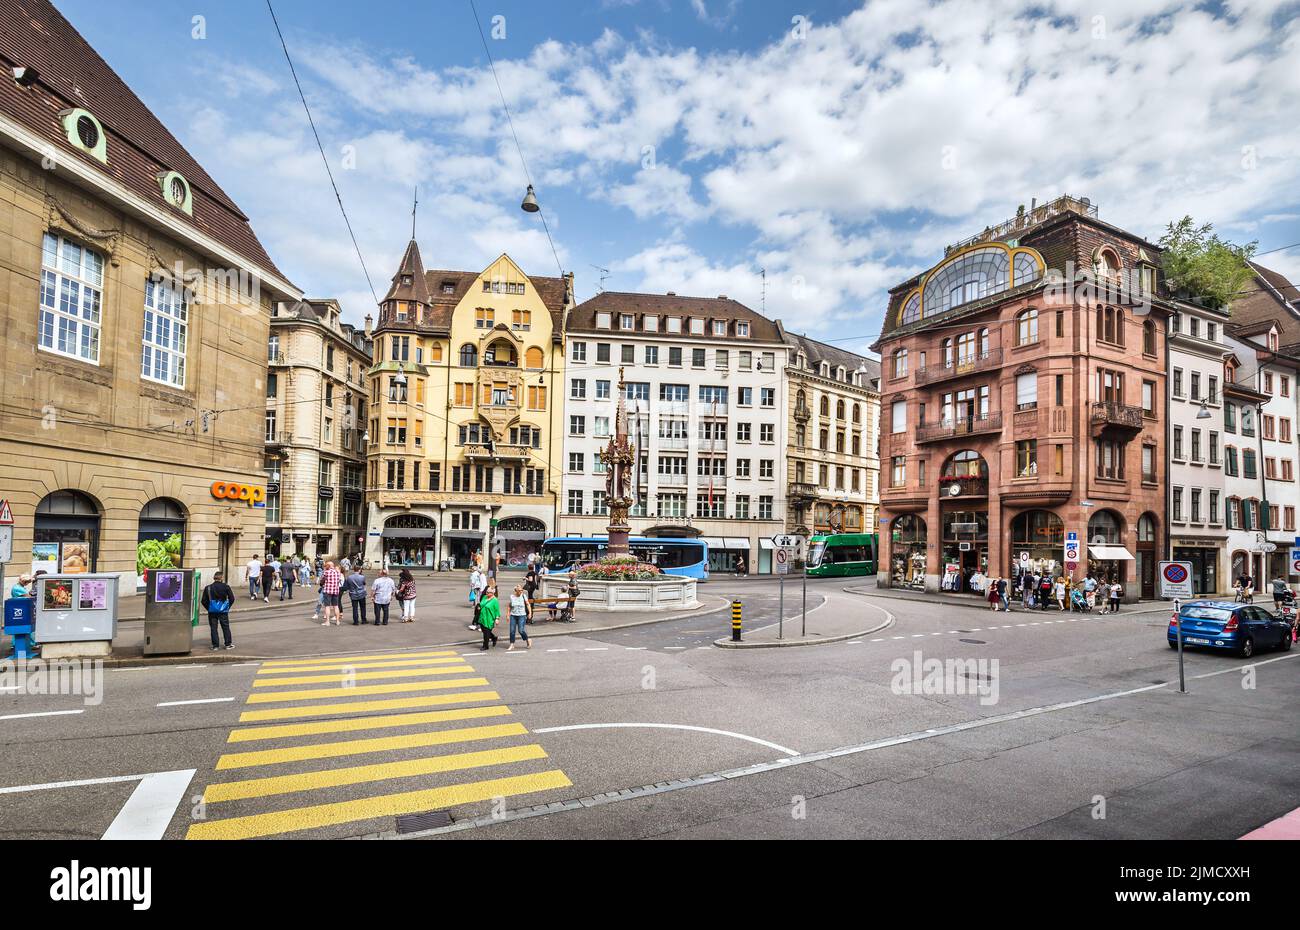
[154,570,185,604]
[32,542,59,576]
[78,578,108,610]
[43,579,74,611]
[61,542,90,574]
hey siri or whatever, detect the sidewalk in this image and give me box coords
[847,582,1175,615]
[716,587,894,648]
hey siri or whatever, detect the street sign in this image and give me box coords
[1064,532,1080,565]
[0,499,12,524]
[0,525,11,563]
[775,547,790,575]
[1159,561,1194,599]
[1019,551,1030,564]
[771,534,800,549]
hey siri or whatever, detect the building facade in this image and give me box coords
[1166,300,1230,595]
[363,243,571,571]
[0,0,297,595]
[873,196,1168,600]
[783,334,880,539]
[559,292,789,573]
[264,299,372,561]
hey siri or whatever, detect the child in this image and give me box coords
[478,587,500,650]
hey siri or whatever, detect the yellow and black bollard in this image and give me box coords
[731,600,743,642]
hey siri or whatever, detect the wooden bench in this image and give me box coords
[527,596,578,622]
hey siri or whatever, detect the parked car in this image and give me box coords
[1168,601,1293,658]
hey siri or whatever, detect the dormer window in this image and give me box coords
[61,108,107,163]
[643,315,659,332]
[690,318,705,335]
[737,321,750,337]
[666,317,682,334]
[1269,331,1279,351]
[712,320,727,336]
[158,171,192,215]
[620,313,634,330]
[442,282,455,294]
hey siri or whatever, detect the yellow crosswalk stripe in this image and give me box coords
[205,744,549,802]
[253,666,479,687]
[246,676,483,703]
[238,691,501,722]
[216,722,529,770]
[187,770,573,840]
[228,706,514,743]
[257,656,467,675]
[260,650,458,668]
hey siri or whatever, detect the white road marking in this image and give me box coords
[624,647,647,651]
[0,709,84,721]
[664,646,687,650]
[156,698,235,707]
[584,648,609,652]
[533,722,800,756]
[847,640,863,645]
[172,665,208,670]
[547,649,568,653]
[102,769,195,840]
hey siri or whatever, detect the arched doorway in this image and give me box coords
[1230,550,1250,587]
[33,490,100,575]
[889,513,927,590]
[496,516,547,569]
[137,498,187,588]
[1087,509,1130,587]
[383,513,437,569]
[1136,512,1159,599]
[1010,510,1064,579]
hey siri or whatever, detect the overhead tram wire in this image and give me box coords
[467,0,566,281]
[266,0,380,306]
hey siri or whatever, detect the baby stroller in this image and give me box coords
[1069,587,1089,613]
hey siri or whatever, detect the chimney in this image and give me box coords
[364,314,373,338]
[667,291,677,296]
[717,294,728,300]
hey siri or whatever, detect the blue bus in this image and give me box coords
[540,537,710,580]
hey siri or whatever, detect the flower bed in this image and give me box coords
[575,556,664,582]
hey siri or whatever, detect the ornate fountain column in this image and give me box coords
[600,367,636,559]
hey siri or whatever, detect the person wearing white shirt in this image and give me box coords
[468,568,487,630]
[245,556,262,600]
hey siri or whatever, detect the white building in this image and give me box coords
[558,292,790,573]
[1167,301,1230,595]
[1221,322,1300,587]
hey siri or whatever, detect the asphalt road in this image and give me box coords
[1,578,1295,840]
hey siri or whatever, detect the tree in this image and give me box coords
[1158,216,1257,311]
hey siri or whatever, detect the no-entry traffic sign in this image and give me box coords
[1158,561,1193,599]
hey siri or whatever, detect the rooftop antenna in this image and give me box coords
[590,264,610,293]
[760,268,767,314]
[411,186,419,240]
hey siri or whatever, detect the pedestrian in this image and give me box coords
[280,557,296,600]
[397,569,417,623]
[1083,574,1097,611]
[1272,575,1288,610]
[523,562,539,600]
[259,556,276,605]
[478,586,500,649]
[299,557,311,586]
[1108,580,1123,613]
[1054,575,1066,611]
[563,571,580,623]
[371,567,394,626]
[245,554,262,600]
[9,572,34,599]
[468,566,487,631]
[507,584,531,651]
[997,575,1009,612]
[344,566,368,625]
[1039,573,1052,611]
[318,560,343,626]
[987,577,1001,611]
[201,571,236,651]
[341,555,353,575]
[734,555,747,578]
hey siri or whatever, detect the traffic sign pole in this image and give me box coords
[1174,598,1186,694]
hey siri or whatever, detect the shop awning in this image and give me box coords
[440,530,485,540]
[725,537,752,550]
[497,531,547,541]
[382,528,436,539]
[1089,545,1135,560]
[700,537,726,551]
[759,539,774,549]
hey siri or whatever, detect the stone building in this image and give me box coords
[0,0,298,594]
[873,196,1169,600]
[364,242,572,570]
[559,292,789,574]
[783,334,880,540]
[264,299,372,561]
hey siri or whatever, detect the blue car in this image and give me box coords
[1168,601,1294,658]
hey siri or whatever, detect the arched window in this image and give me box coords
[1088,509,1123,544]
[484,340,516,367]
[892,513,926,544]
[1137,513,1157,542]
[1097,248,1121,280]
[458,344,477,367]
[900,292,921,325]
[978,327,990,356]
[1013,251,1042,286]
[852,403,861,424]
[525,346,544,369]
[846,506,863,530]
[943,449,988,478]
[820,395,830,416]
[1143,320,1156,355]
[35,490,101,574]
[819,428,829,450]
[922,246,1011,316]
[836,400,846,420]
[796,389,806,409]
[1013,309,1034,345]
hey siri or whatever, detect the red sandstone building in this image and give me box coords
[873,197,1169,600]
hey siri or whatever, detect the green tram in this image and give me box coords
[805,533,879,577]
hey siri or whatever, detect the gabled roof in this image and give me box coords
[0,0,288,284]
[784,332,878,384]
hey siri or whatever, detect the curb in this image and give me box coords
[714,597,895,649]
[843,586,1175,616]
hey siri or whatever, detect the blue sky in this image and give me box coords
[56,0,1300,355]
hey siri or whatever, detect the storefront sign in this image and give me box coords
[211,481,266,507]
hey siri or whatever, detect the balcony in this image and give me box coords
[657,473,688,488]
[916,412,1003,444]
[463,443,531,462]
[794,403,812,423]
[1090,402,1144,437]
[658,436,689,450]
[914,349,1004,386]
[938,475,989,498]
[788,481,817,503]
[698,438,728,452]
[266,432,289,446]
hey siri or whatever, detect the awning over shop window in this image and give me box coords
[724,538,751,550]
[700,537,725,550]
[759,539,775,549]
[1089,545,1135,560]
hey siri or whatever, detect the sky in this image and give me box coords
[54,0,1300,357]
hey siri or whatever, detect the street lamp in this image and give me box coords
[1196,402,1212,419]
[520,185,540,213]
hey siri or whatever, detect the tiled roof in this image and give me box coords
[784,332,878,384]
[568,291,784,342]
[1228,261,1300,342]
[0,0,287,283]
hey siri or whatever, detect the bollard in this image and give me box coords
[731,600,742,642]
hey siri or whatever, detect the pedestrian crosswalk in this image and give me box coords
[185,649,572,840]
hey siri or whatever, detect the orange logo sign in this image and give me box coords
[211,482,266,507]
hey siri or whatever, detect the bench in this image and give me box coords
[527,596,578,622]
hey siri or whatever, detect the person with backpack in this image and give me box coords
[201,571,236,651]
[396,569,417,623]
[344,566,369,625]
[1038,573,1053,611]
[371,568,395,626]
[477,587,500,649]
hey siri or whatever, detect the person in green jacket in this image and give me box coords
[478,588,500,650]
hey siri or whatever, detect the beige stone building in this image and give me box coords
[265,299,372,561]
[0,1,298,595]
[783,335,881,539]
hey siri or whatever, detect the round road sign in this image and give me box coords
[1162,563,1189,585]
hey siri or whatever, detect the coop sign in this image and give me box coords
[211,481,266,507]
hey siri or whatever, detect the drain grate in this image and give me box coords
[395,810,453,833]
[958,638,987,645]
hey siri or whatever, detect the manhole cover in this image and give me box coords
[395,810,453,833]
[958,638,987,645]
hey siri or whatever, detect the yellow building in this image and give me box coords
[364,241,572,570]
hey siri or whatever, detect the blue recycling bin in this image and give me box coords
[4,597,37,659]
